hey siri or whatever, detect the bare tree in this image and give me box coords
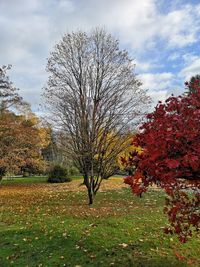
[44,28,150,204]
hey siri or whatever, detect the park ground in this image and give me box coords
[0,177,199,267]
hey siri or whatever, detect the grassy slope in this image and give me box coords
[0,177,199,267]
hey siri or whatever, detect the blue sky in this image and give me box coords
[1,0,200,113]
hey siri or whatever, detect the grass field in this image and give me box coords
[0,177,199,267]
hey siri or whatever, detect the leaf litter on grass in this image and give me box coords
[0,178,199,267]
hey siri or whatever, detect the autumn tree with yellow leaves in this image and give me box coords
[0,111,50,179]
[0,65,49,180]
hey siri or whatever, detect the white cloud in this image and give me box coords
[159,5,200,48]
[139,71,184,108]
[135,60,152,72]
[148,89,168,108]
[98,1,200,51]
[138,72,173,108]
[0,0,41,14]
[139,72,175,91]
[182,53,199,64]
[180,57,200,80]
[1,0,200,112]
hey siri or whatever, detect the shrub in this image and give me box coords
[68,166,79,176]
[0,167,6,181]
[23,172,30,177]
[48,165,71,183]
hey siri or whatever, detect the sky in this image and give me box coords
[1,0,200,113]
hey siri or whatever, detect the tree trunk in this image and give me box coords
[83,174,88,187]
[88,176,95,205]
[88,186,94,205]
[83,173,94,205]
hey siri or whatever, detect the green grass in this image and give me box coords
[0,175,123,186]
[0,178,199,267]
[1,176,48,185]
[0,175,84,185]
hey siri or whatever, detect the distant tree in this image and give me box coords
[42,128,74,169]
[42,127,58,162]
[0,65,28,113]
[44,28,150,204]
[123,79,200,242]
[0,65,29,180]
[185,74,200,94]
[118,136,142,175]
[0,111,49,179]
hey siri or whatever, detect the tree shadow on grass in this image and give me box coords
[0,226,194,267]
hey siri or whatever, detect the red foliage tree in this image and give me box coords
[123,79,200,242]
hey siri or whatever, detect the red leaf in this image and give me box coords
[165,159,180,169]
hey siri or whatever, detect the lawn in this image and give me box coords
[1,176,48,185]
[0,177,199,267]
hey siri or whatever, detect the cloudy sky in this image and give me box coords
[1,0,200,113]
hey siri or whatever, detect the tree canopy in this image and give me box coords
[0,111,49,178]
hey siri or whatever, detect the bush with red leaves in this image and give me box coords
[123,78,200,242]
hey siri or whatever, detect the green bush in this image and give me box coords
[23,172,30,177]
[0,167,6,181]
[48,165,71,183]
[68,166,79,175]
